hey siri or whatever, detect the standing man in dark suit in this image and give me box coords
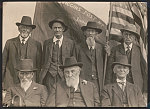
[78,21,110,97]
[3,59,48,107]
[46,57,100,107]
[40,18,78,94]
[105,24,147,102]
[101,55,145,107]
[2,16,42,89]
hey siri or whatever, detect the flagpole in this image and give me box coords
[103,2,113,87]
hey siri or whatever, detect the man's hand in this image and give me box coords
[104,41,111,56]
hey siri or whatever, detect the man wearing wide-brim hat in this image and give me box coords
[77,21,110,97]
[3,59,48,107]
[46,56,100,107]
[101,55,145,107]
[2,16,42,90]
[40,18,79,94]
[105,24,147,104]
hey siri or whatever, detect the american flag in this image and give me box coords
[108,2,147,72]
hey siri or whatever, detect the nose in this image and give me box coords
[56,27,59,31]
[68,72,72,77]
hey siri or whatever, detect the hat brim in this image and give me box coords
[112,62,131,68]
[120,29,140,39]
[15,68,38,72]
[16,23,36,29]
[81,26,102,34]
[59,63,83,69]
[49,20,68,32]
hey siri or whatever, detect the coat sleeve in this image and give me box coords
[3,87,13,106]
[45,84,56,107]
[105,47,116,85]
[100,85,111,107]
[136,85,146,107]
[40,85,48,107]
[36,42,42,83]
[2,40,9,82]
[93,84,100,107]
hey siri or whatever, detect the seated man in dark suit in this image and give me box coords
[3,59,48,107]
[46,57,100,107]
[101,55,145,107]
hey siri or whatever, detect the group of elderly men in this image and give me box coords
[2,16,147,107]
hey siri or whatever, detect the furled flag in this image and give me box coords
[108,2,147,74]
[32,2,107,46]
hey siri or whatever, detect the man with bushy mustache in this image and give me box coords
[46,57,100,107]
[77,21,110,99]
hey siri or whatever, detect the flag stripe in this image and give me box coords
[112,6,133,17]
[111,22,124,29]
[112,11,134,24]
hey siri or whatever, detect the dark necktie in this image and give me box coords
[118,82,125,91]
[56,40,60,48]
[126,46,131,61]
[21,38,25,45]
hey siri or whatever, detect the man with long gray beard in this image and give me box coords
[3,59,48,107]
[46,57,100,107]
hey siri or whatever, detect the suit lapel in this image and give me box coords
[126,82,132,106]
[25,81,37,97]
[48,39,54,59]
[26,37,33,58]
[81,42,92,61]
[112,83,123,102]
[13,36,21,58]
[62,37,67,64]
[80,78,89,107]
[61,81,70,98]
[14,84,26,98]
[119,44,126,55]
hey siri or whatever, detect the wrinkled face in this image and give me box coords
[84,28,98,47]
[18,25,32,38]
[122,31,136,45]
[64,66,80,87]
[52,22,65,39]
[18,71,34,83]
[113,64,129,79]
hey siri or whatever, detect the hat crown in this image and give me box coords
[86,21,100,29]
[123,24,137,33]
[64,57,78,67]
[113,55,131,67]
[16,59,35,71]
[20,16,32,26]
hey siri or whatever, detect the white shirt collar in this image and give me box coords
[19,34,30,44]
[116,78,126,86]
[124,43,133,51]
[74,77,79,92]
[53,35,63,48]
[88,45,95,50]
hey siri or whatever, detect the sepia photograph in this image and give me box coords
[2,1,148,107]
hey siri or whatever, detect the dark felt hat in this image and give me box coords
[16,16,36,29]
[15,59,37,72]
[81,21,102,34]
[120,24,140,39]
[59,57,83,69]
[49,18,68,32]
[112,55,131,68]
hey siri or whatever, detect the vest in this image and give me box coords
[19,42,28,59]
[67,87,86,107]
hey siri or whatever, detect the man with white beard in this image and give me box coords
[46,57,100,107]
[3,59,48,107]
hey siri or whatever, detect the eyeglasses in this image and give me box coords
[19,71,32,77]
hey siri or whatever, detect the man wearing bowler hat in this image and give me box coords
[105,24,147,103]
[2,16,42,89]
[3,59,48,107]
[77,21,110,98]
[101,55,145,107]
[40,18,78,94]
[46,57,100,107]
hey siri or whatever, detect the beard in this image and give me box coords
[65,77,78,88]
[86,37,95,47]
[20,79,32,91]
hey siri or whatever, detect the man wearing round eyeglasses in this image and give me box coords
[3,59,48,107]
[106,24,147,104]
